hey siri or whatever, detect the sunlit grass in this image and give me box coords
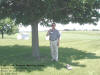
[0,31,100,75]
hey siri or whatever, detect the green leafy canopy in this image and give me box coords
[0,0,100,25]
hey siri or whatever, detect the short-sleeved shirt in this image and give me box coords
[48,29,60,41]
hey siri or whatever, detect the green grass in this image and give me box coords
[0,31,100,75]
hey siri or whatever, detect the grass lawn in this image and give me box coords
[0,31,100,75]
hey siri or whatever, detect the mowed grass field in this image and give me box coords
[0,31,100,75]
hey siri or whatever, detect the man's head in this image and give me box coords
[51,23,56,29]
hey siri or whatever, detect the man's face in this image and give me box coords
[52,24,56,29]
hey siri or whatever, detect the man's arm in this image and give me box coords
[57,37,60,46]
[46,29,50,36]
[57,31,60,46]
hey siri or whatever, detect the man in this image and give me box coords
[46,23,60,61]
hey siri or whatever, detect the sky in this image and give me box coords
[18,20,100,32]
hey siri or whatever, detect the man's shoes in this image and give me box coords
[51,59,55,61]
[55,59,58,62]
[51,59,58,62]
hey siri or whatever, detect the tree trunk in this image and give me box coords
[1,30,4,39]
[31,22,40,59]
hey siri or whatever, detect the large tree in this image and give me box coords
[0,0,100,58]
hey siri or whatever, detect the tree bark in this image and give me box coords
[1,30,4,39]
[31,22,40,59]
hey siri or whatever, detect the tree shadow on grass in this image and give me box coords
[0,45,100,72]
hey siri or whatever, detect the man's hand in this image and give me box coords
[57,38,60,47]
[57,41,59,47]
[46,29,51,36]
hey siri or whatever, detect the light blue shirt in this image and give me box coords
[48,29,60,41]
